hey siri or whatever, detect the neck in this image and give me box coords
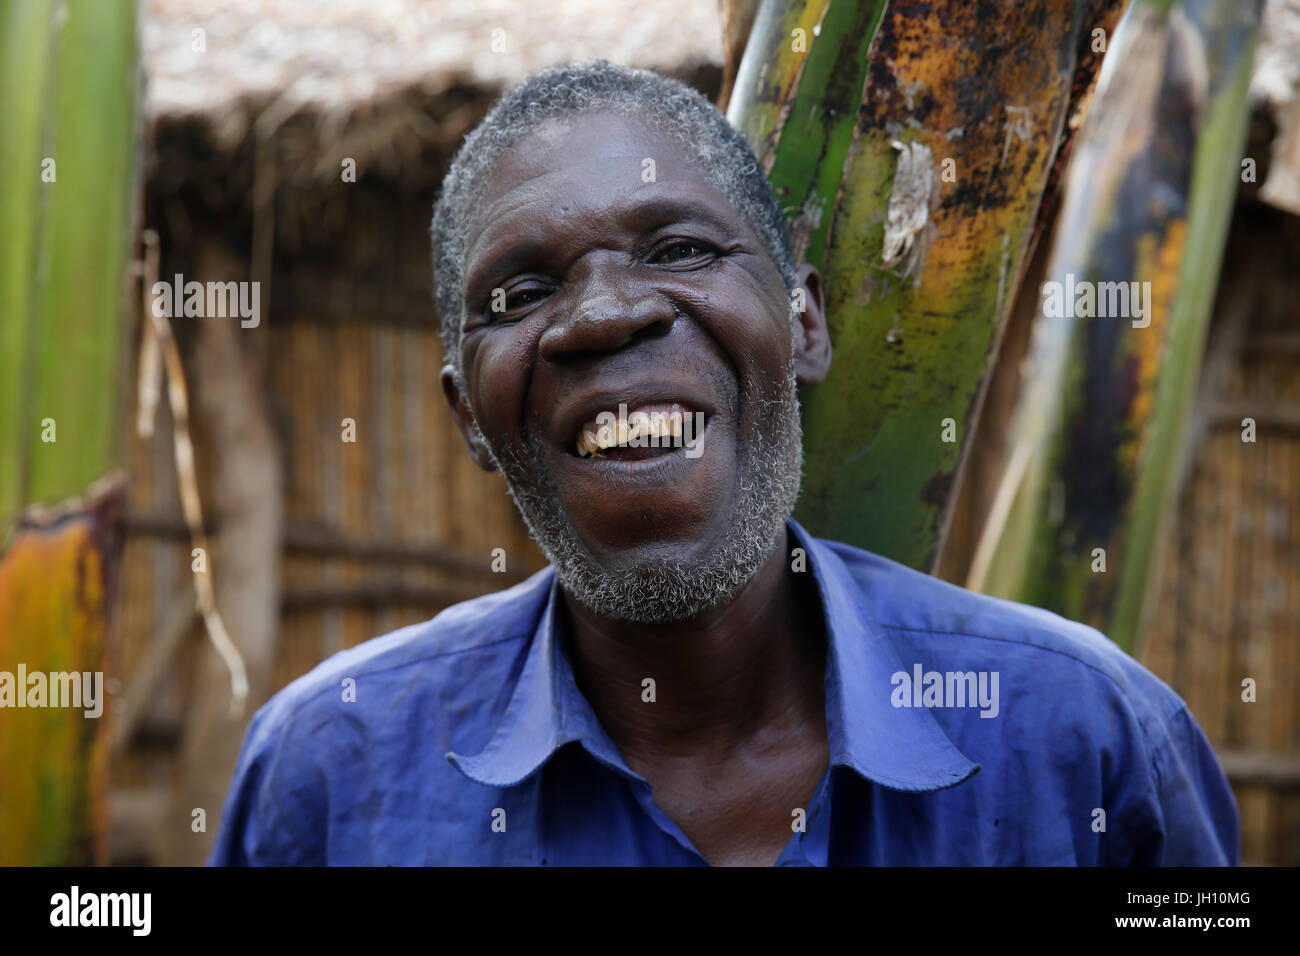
[560,525,827,767]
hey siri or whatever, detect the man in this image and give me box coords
[210,61,1237,866]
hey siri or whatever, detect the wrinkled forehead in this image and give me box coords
[464,109,742,271]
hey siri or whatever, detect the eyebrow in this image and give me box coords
[463,194,742,306]
[464,239,554,306]
[622,197,740,236]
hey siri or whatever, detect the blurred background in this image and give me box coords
[1,0,1297,866]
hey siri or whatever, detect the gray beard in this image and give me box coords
[484,361,804,623]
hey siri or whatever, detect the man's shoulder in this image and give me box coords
[816,535,1184,717]
[211,569,556,864]
[252,567,554,730]
[812,535,1237,866]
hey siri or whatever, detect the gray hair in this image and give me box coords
[430,59,798,375]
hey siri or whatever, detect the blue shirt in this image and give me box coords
[208,518,1238,865]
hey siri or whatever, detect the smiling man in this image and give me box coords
[210,61,1238,866]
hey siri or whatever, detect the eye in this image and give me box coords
[482,284,552,321]
[505,288,550,310]
[649,239,716,266]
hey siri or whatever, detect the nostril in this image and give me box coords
[627,309,677,346]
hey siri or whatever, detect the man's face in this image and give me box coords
[444,109,828,622]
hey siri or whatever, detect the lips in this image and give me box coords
[537,380,731,538]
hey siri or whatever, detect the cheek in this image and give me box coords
[699,275,791,374]
[463,331,532,441]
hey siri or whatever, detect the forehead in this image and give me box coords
[464,110,744,275]
[489,108,703,180]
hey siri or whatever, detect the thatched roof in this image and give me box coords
[142,0,1298,205]
[1254,0,1300,106]
[144,0,724,176]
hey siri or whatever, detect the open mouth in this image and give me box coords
[571,402,709,462]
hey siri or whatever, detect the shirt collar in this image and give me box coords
[448,518,979,792]
[446,577,629,788]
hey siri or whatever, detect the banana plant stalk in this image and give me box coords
[0,0,139,864]
[972,0,1263,654]
[725,0,1125,571]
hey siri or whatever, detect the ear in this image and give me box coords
[791,264,831,385]
[440,364,498,472]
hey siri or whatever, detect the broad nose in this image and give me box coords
[538,258,677,360]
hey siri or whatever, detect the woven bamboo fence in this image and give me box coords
[1140,199,1300,866]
